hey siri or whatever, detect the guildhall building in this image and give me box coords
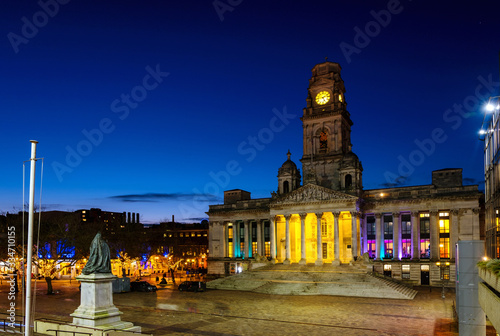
[207,61,483,286]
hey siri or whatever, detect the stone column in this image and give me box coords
[246,220,252,258]
[257,219,263,256]
[333,211,340,265]
[411,212,420,261]
[393,212,400,260]
[270,216,276,263]
[450,209,461,260]
[430,211,439,261]
[375,213,382,260]
[360,214,366,255]
[234,221,239,258]
[299,213,307,265]
[284,214,291,265]
[351,212,358,261]
[315,212,323,266]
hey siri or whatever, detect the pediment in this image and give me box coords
[271,183,358,206]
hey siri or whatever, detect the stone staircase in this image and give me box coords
[207,263,418,299]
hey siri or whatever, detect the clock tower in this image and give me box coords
[300,61,363,196]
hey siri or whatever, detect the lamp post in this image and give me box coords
[436,261,450,299]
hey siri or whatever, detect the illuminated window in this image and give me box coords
[321,219,327,237]
[322,243,328,259]
[420,239,430,258]
[402,239,411,258]
[228,242,233,258]
[367,240,376,259]
[442,267,450,280]
[252,242,258,255]
[384,264,392,271]
[264,242,271,257]
[180,233,184,237]
[228,226,233,239]
[440,237,450,258]
[240,242,245,258]
[384,240,393,259]
[197,233,201,237]
[191,233,195,237]
[338,94,343,102]
[439,219,449,233]
[402,264,411,279]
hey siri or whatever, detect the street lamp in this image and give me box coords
[436,261,450,299]
[479,96,500,141]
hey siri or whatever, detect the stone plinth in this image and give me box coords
[71,273,140,332]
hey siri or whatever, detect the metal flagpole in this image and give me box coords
[25,140,38,336]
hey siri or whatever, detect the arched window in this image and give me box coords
[320,131,328,149]
[345,174,352,188]
[283,181,289,193]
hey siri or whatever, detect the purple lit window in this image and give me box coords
[367,240,376,258]
[402,239,411,258]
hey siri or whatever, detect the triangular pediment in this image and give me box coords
[271,183,358,206]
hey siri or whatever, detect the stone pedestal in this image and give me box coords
[71,273,140,332]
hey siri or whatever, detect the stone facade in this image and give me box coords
[206,61,484,286]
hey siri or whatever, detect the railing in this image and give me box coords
[46,330,92,336]
[0,312,25,334]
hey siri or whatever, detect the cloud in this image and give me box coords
[108,192,220,203]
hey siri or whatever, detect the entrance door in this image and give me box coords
[420,265,430,285]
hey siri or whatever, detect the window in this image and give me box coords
[420,239,430,258]
[264,241,271,257]
[345,174,352,188]
[402,264,411,279]
[180,233,184,237]
[228,225,233,239]
[240,242,245,258]
[367,240,376,259]
[252,242,258,255]
[401,214,411,235]
[384,240,393,259]
[383,215,393,235]
[420,213,430,234]
[321,219,327,237]
[322,243,328,259]
[320,131,328,149]
[402,239,411,259]
[439,212,450,259]
[283,181,289,193]
[440,238,450,258]
[367,217,376,237]
[228,242,233,258]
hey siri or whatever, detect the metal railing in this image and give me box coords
[0,312,25,334]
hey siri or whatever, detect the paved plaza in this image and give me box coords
[1,279,459,335]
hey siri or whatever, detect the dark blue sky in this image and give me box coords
[1,1,499,223]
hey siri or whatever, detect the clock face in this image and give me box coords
[315,91,330,105]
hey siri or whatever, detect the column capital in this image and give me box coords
[315,212,323,218]
[429,210,439,216]
[351,211,360,218]
[284,214,292,221]
[270,216,277,223]
[332,211,341,217]
[411,211,419,217]
[472,208,481,215]
[374,213,382,219]
[392,212,400,218]
[299,212,307,220]
[451,209,460,216]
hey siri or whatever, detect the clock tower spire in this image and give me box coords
[300,61,362,195]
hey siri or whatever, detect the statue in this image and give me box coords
[82,232,112,275]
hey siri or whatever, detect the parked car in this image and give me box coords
[178,281,206,292]
[130,281,157,292]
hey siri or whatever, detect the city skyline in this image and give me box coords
[0,1,499,223]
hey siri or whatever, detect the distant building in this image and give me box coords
[207,61,484,286]
[482,94,500,259]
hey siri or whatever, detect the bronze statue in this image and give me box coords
[82,232,112,275]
